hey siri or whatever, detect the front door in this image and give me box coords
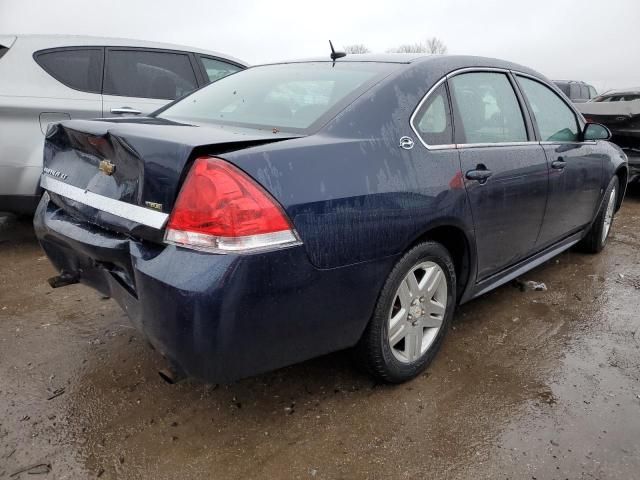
[515,76,603,247]
[449,71,549,280]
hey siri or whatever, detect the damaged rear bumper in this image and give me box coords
[34,194,391,383]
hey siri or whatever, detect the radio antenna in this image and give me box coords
[329,40,346,61]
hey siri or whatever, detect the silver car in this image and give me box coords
[0,34,246,214]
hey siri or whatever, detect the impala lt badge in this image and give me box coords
[99,159,116,176]
[43,167,68,180]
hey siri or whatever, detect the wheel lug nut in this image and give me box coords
[420,296,425,303]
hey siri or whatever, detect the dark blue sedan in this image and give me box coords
[34,54,628,384]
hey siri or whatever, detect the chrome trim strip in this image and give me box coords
[457,141,539,149]
[410,66,536,151]
[410,66,575,151]
[446,66,512,78]
[40,175,169,229]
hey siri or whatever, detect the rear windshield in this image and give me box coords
[0,46,8,60]
[157,62,395,132]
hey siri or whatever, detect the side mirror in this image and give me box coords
[583,122,611,141]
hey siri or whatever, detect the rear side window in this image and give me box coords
[588,86,597,99]
[449,72,527,144]
[200,56,242,83]
[104,49,198,100]
[35,48,103,93]
[0,46,8,60]
[412,83,453,146]
[517,76,579,142]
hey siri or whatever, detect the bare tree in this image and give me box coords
[344,44,371,54]
[386,43,428,54]
[387,37,448,54]
[425,37,447,54]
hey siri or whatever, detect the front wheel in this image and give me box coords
[356,241,456,383]
[578,176,619,253]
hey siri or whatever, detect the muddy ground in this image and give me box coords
[1,188,639,480]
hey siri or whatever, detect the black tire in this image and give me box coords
[577,176,619,254]
[356,241,457,383]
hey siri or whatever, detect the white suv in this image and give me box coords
[0,34,246,213]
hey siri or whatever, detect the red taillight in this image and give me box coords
[165,157,300,253]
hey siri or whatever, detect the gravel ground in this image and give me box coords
[1,186,639,479]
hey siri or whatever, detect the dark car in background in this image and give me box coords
[577,88,640,182]
[34,54,627,385]
[553,80,598,103]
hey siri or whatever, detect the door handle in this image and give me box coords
[110,107,142,115]
[465,165,493,184]
[551,157,566,170]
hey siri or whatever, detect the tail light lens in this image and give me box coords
[165,157,301,253]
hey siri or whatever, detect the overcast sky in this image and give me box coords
[2,0,638,92]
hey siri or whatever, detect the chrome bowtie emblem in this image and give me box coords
[399,136,414,150]
[99,159,116,176]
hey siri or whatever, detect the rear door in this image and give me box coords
[33,47,104,126]
[450,70,549,280]
[2,47,103,200]
[515,75,603,247]
[102,48,200,117]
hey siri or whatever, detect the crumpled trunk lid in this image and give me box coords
[41,117,299,240]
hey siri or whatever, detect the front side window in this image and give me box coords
[449,72,527,144]
[104,49,198,100]
[158,62,393,132]
[588,86,597,99]
[200,57,242,83]
[412,83,453,145]
[517,76,579,142]
[35,48,103,93]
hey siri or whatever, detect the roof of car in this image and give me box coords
[6,34,248,66]
[256,54,540,74]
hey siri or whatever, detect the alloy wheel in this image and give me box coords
[388,261,447,363]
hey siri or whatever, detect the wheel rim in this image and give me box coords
[602,186,616,244]
[388,261,447,364]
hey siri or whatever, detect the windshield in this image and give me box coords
[158,62,395,132]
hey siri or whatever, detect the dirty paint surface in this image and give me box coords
[1,188,639,479]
